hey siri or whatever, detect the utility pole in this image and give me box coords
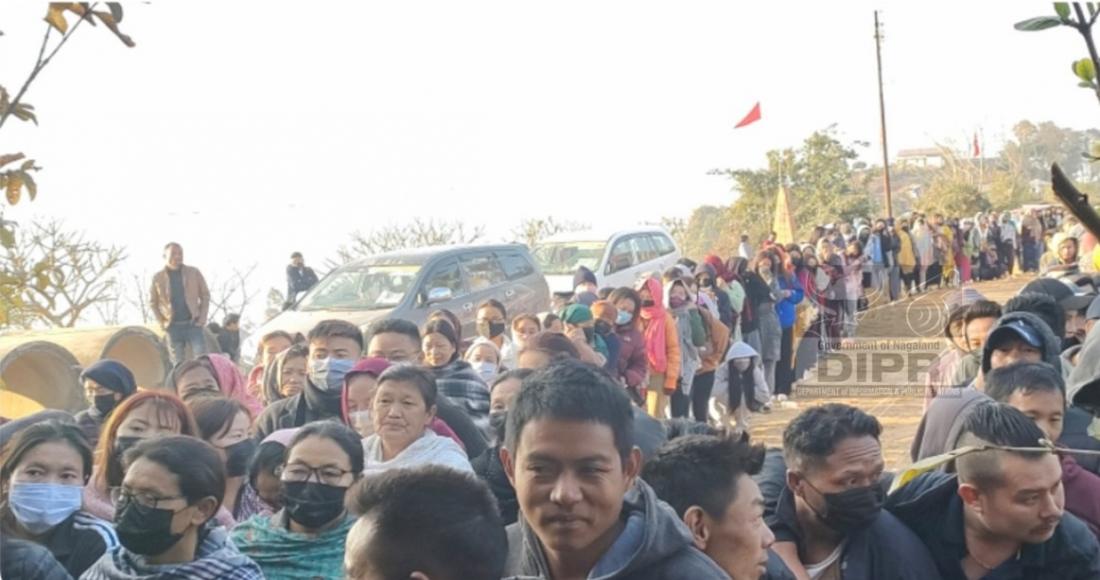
[875,10,893,218]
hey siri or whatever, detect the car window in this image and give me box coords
[651,234,676,256]
[297,264,421,311]
[461,253,507,292]
[607,238,636,274]
[498,250,535,280]
[420,259,467,303]
[632,235,659,263]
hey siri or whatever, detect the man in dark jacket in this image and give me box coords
[284,251,319,309]
[643,434,796,579]
[213,313,242,362]
[252,319,362,440]
[911,311,1060,462]
[501,360,728,579]
[766,403,941,579]
[887,403,1100,579]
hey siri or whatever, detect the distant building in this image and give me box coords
[896,148,945,169]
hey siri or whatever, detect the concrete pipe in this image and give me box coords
[20,326,173,390]
[0,340,83,418]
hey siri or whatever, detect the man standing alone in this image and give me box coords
[285,251,319,309]
[150,242,211,363]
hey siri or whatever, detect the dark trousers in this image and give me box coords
[690,371,715,423]
[775,326,795,396]
[670,378,690,419]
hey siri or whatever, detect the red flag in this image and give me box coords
[734,102,761,129]
[972,133,980,157]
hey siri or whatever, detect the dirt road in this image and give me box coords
[748,275,1033,470]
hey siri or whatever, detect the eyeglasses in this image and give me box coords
[277,464,355,486]
[112,487,186,510]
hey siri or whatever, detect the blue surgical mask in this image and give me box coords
[473,361,497,383]
[8,482,84,535]
[616,310,632,326]
[309,358,356,392]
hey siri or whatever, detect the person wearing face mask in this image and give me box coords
[170,354,262,417]
[261,344,309,405]
[609,287,649,405]
[84,392,200,523]
[749,252,784,402]
[661,271,706,420]
[471,369,532,527]
[83,436,264,580]
[232,422,362,579]
[75,359,137,448]
[476,299,518,369]
[252,320,364,441]
[764,404,941,579]
[465,336,504,383]
[0,421,118,578]
[362,366,472,476]
[714,342,769,433]
[561,303,611,367]
[591,300,624,374]
[422,318,492,433]
[510,313,542,355]
[191,397,258,527]
[636,276,682,419]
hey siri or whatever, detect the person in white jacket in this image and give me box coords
[712,341,769,434]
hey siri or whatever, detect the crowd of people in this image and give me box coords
[5,206,1100,579]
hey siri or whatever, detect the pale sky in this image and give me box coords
[3,1,1098,327]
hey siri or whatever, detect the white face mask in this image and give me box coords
[733,358,752,372]
[349,410,373,438]
[473,361,498,384]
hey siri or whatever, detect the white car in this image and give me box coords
[533,227,683,294]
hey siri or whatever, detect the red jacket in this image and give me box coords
[614,325,648,389]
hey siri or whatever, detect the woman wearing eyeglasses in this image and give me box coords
[231,421,363,580]
[82,436,263,579]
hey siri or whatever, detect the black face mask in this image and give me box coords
[804,480,884,534]
[115,436,143,462]
[641,299,656,308]
[477,320,507,339]
[594,320,612,336]
[114,493,187,556]
[94,394,118,416]
[489,411,508,446]
[283,481,348,529]
[1062,336,1081,352]
[224,439,257,478]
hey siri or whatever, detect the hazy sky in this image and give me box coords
[3,1,1097,326]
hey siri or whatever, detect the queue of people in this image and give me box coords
[9,223,1100,580]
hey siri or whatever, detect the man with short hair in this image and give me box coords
[252,319,363,439]
[285,251,319,309]
[765,403,939,579]
[366,318,488,459]
[150,242,211,363]
[502,360,727,579]
[985,362,1100,536]
[643,434,794,579]
[214,313,242,362]
[912,311,1061,462]
[888,403,1100,578]
[344,466,508,580]
[951,300,1003,386]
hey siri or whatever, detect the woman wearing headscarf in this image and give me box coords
[261,345,309,406]
[661,271,704,419]
[636,276,681,418]
[170,353,263,417]
[74,359,137,448]
[696,260,735,330]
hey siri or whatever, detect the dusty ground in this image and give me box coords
[747,274,1033,470]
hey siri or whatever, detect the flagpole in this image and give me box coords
[874,10,893,218]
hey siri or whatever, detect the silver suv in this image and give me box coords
[248,244,550,350]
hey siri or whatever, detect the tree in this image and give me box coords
[711,126,873,246]
[333,218,486,266]
[206,264,259,330]
[1000,120,1100,182]
[676,206,734,260]
[1015,3,1100,105]
[510,217,588,249]
[264,287,286,323]
[2,219,125,328]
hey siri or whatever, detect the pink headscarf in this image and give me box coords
[204,353,263,417]
[637,277,668,374]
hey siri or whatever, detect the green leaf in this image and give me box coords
[20,171,36,201]
[1055,2,1071,20]
[11,103,37,126]
[1014,15,1064,30]
[1074,58,1097,82]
